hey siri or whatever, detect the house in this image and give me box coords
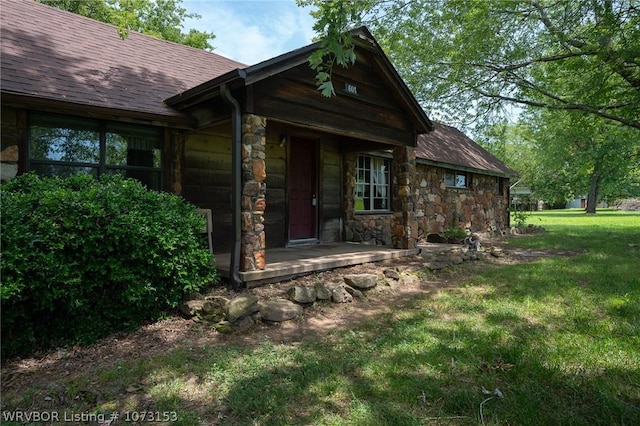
[413,123,515,239]
[1,0,515,286]
[510,181,538,211]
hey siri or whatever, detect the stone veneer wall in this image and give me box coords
[240,114,267,271]
[343,147,418,249]
[392,146,417,249]
[414,164,510,239]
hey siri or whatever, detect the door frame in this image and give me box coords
[286,135,320,245]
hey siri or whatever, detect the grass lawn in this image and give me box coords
[2,209,639,425]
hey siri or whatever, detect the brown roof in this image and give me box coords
[416,122,517,176]
[0,0,245,121]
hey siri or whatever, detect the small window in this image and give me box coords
[445,171,469,189]
[497,177,505,195]
[355,155,391,212]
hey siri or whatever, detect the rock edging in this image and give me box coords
[179,245,510,332]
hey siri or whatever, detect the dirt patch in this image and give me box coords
[1,238,575,405]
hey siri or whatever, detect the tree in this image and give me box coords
[301,0,640,131]
[477,111,640,214]
[38,0,215,50]
[524,109,639,213]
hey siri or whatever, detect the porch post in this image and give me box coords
[393,145,417,249]
[240,113,267,271]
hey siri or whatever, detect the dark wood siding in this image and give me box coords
[182,125,234,253]
[321,138,342,242]
[182,123,346,251]
[250,51,417,146]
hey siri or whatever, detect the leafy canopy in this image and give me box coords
[301,0,640,131]
[38,0,215,50]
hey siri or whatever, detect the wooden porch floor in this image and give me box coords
[215,243,421,288]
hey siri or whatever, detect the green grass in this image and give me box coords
[2,209,639,425]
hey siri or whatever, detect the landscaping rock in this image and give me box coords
[287,286,317,304]
[383,268,400,280]
[424,261,446,271]
[331,286,353,303]
[183,292,205,301]
[343,286,364,299]
[234,315,255,330]
[199,297,228,322]
[178,300,204,317]
[490,247,505,257]
[259,299,303,322]
[214,321,233,334]
[314,283,332,300]
[226,295,259,322]
[343,274,378,289]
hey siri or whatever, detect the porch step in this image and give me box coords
[215,244,420,288]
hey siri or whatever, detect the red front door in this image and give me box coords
[288,138,317,240]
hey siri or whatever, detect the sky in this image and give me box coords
[182,0,318,65]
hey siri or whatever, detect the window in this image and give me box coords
[445,170,469,189]
[29,113,162,190]
[355,155,390,212]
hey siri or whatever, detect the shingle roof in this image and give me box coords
[0,0,245,121]
[416,122,517,176]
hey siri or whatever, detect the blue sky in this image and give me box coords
[182,0,318,65]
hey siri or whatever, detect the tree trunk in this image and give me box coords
[585,172,601,214]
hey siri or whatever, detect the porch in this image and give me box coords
[215,243,421,288]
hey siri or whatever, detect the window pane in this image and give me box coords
[445,173,455,186]
[355,155,390,212]
[30,114,100,163]
[373,198,387,210]
[106,123,161,167]
[456,173,466,188]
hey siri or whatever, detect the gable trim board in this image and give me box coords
[1,0,515,285]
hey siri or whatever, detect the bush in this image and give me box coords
[613,198,640,211]
[444,226,467,243]
[1,173,218,360]
[511,208,532,227]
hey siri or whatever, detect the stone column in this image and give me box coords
[392,146,417,249]
[240,114,267,271]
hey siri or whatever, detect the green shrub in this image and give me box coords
[511,208,532,227]
[1,173,218,360]
[444,226,467,242]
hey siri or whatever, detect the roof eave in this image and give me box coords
[416,157,517,178]
[164,68,248,109]
[1,91,197,128]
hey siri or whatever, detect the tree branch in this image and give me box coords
[477,51,600,73]
[476,89,640,130]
